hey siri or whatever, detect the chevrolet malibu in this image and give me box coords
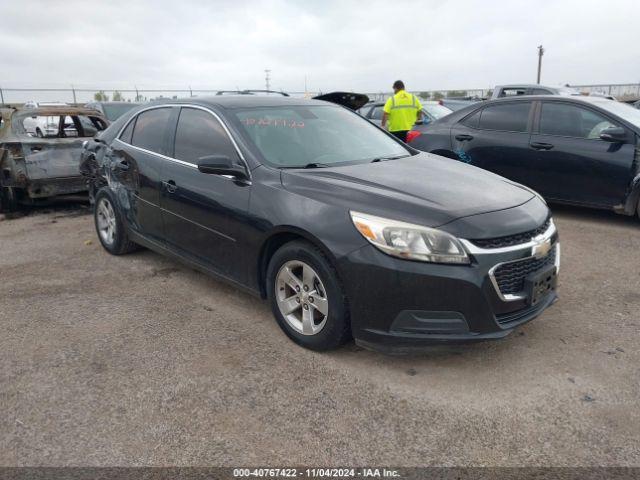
[80,96,559,352]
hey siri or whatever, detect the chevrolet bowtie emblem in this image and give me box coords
[531,235,552,259]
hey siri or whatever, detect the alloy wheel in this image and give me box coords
[96,198,117,246]
[275,260,329,335]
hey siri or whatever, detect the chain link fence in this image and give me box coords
[1,84,639,106]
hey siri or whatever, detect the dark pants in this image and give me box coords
[390,130,409,142]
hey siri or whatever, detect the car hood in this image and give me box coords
[281,153,543,235]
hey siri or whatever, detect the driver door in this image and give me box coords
[160,106,251,282]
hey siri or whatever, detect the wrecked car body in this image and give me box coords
[0,106,108,212]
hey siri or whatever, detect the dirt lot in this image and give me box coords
[1,203,639,466]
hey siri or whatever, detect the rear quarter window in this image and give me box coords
[479,102,531,132]
[119,117,136,144]
[460,109,481,128]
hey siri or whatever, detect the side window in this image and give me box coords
[131,107,172,154]
[77,116,106,137]
[531,88,553,95]
[460,109,481,128]
[479,102,531,132]
[119,117,136,144]
[174,107,239,163]
[539,102,617,139]
[370,106,384,120]
[61,116,79,137]
[500,88,527,97]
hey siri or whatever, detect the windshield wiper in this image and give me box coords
[301,162,331,169]
[370,154,410,163]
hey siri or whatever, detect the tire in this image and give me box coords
[0,185,19,213]
[94,188,138,255]
[266,240,351,351]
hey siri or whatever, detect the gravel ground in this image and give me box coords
[0,202,639,467]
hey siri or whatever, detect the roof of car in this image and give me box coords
[488,95,613,105]
[86,101,139,106]
[152,95,328,110]
[363,99,439,107]
[12,105,107,117]
[496,84,558,89]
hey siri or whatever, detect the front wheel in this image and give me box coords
[267,241,351,351]
[94,188,138,255]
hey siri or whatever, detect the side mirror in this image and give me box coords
[414,119,424,126]
[197,154,248,179]
[599,126,626,143]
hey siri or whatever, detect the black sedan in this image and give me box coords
[409,96,640,218]
[81,95,558,352]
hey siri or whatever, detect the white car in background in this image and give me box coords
[22,102,69,137]
[357,100,453,127]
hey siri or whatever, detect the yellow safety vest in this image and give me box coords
[383,91,422,132]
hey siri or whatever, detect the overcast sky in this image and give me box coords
[1,0,638,95]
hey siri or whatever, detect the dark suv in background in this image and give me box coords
[410,96,640,218]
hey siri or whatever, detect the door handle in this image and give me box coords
[31,146,43,152]
[455,134,474,141]
[163,180,177,194]
[530,142,554,151]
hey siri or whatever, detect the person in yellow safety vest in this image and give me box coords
[381,80,423,143]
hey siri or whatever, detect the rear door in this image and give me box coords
[160,106,251,282]
[450,101,535,184]
[110,106,173,242]
[528,100,635,206]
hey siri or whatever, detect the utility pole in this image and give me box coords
[265,69,271,91]
[537,45,545,84]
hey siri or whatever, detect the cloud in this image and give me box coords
[0,0,638,96]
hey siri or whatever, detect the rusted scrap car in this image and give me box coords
[0,106,108,212]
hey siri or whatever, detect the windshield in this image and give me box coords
[102,103,137,121]
[423,103,452,120]
[597,101,640,129]
[233,105,410,168]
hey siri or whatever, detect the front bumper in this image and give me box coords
[337,223,560,352]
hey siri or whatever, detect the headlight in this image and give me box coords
[350,211,470,264]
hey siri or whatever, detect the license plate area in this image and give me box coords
[525,266,558,306]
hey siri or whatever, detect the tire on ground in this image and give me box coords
[94,187,139,255]
[266,240,351,351]
[0,186,19,214]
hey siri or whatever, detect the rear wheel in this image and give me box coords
[94,188,138,255]
[0,186,18,213]
[267,240,350,351]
